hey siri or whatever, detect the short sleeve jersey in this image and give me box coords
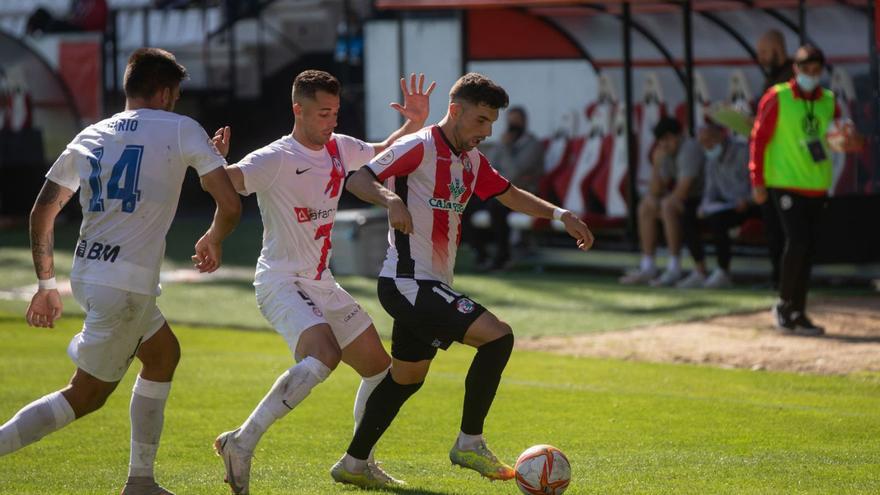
[366,125,510,285]
[45,109,225,295]
[660,137,706,199]
[236,133,375,285]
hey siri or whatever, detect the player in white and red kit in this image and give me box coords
[331,73,594,488]
[0,49,241,495]
[212,70,435,493]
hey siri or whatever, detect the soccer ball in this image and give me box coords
[514,444,571,495]
[826,118,864,153]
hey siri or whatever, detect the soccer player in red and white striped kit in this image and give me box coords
[330,73,594,488]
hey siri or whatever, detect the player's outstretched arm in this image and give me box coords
[372,73,436,154]
[211,126,248,194]
[27,180,74,328]
[194,168,242,273]
[496,186,594,251]
[346,168,413,234]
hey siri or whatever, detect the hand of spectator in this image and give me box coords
[752,185,768,205]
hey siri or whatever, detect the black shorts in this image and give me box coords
[377,277,487,362]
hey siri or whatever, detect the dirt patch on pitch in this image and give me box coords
[517,297,880,375]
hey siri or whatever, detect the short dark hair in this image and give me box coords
[794,44,825,67]
[292,70,340,103]
[508,106,527,121]
[450,73,509,110]
[653,116,683,140]
[123,48,187,100]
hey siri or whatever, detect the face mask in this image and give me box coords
[704,144,723,161]
[796,74,820,93]
[507,124,525,138]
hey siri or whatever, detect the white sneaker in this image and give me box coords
[675,270,706,289]
[650,268,682,287]
[214,430,253,495]
[619,267,658,285]
[119,477,175,495]
[703,268,733,288]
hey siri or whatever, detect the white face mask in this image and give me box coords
[704,144,723,161]
[796,74,820,92]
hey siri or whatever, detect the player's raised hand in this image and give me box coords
[561,212,594,251]
[388,196,414,235]
[213,126,232,158]
[193,232,223,273]
[26,289,62,328]
[390,73,436,125]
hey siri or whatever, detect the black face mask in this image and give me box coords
[507,124,525,139]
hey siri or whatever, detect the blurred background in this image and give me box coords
[0,0,878,276]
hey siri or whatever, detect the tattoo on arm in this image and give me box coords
[35,181,74,210]
[30,229,55,279]
[30,181,72,280]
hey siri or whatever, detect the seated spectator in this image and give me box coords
[26,0,108,35]
[696,122,759,288]
[469,106,544,271]
[620,117,705,287]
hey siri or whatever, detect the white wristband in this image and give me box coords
[38,277,57,290]
[552,207,568,221]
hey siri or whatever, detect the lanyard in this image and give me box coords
[802,97,820,137]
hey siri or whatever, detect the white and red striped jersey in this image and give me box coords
[237,133,375,285]
[366,125,510,285]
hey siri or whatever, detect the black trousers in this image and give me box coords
[761,199,785,287]
[704,205,761,271]
[679,197,705,263]
[464,197,511,264]
[768,188,827,313]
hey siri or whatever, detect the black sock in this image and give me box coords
[461,333,514,435]
[347,373,423,460]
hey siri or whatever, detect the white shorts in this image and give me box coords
[255,277,373,356]
[67,281,166,382]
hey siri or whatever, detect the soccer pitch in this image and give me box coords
[1,313,879,494]
[1,221,879,494]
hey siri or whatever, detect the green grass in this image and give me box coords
[0,218,783,336]
[1,312,879,494]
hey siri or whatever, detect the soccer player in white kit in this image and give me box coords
[0,48,241,494]
[330,73,594,488]
[212,70,434,493]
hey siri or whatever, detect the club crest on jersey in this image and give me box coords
[456,298,475,314]
[461,155,473,172]
[448,178,466,200]
[376,149,395,166]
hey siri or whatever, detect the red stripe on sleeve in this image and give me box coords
[749,88,780,187]
[374,142,425,182]
[474,153,511,200]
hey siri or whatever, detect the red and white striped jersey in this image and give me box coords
[238,133,375,285]
[366,126,510,285]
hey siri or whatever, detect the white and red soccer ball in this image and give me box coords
[514,444,571,495]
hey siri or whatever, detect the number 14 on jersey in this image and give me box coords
[88,145,144,213]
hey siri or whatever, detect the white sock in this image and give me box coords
[668,256,681,272]
[640,255,655,272]
[235,356,330,452]
[128,376,171,479]
[353,367,389,463]
[456,431,484,451]
[342,453,368,473]
[0,391,75,456]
